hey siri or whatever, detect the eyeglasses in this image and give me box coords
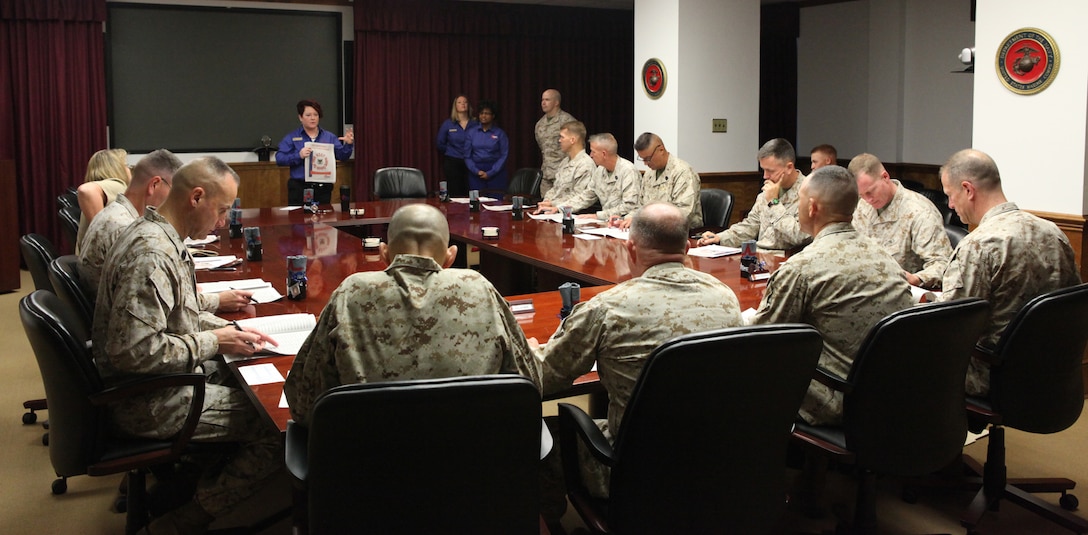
[638,145,661,163]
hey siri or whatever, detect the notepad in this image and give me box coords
[235,313,317,356]
[192,255,239,270]
[687,245,743,258]
[199,279,284,303]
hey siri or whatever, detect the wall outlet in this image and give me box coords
[712,118,727,133]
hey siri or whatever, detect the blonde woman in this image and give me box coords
[75,148,131,254]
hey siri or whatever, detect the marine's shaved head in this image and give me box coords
[386,204,452,262]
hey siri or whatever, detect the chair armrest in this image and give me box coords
[284,420,308,488]
[557,403,617,496]
[972,344,998,365]
[90,373,207,455]
[812,366,852,394]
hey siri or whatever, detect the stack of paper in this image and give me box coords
[192,255,239,270]
[235,313,317,356]
[184,234,219,247]
[687,245,743,258]
[579,227,629,240]
[528,213,597,226]
[200,278,283,303]
[449,196,499,204]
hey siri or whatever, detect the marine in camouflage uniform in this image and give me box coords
[939,202,1080,395]
[537,202,742,498]
[853,181,951,289]
[93,207,281,520]
[714,172,808,251]
[633,153,704,228]
[752,221,913,425]
[284,207,542,426]
[535,89,576,198]
[576,156,641,220]
[541,150,596,208]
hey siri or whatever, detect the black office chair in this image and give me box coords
[507,167,543,200]
[944,223,969,249]
[791,298,989,534]
[20,290,210,535]
[57,190,78,209]
[558,324,823,534]
[49,255,94,325]
[57,205,80,253]
[373,167,427,199]
[899,179,926,192]
[19,233,60,428]
[960,283,1088,534]
[697,188,734,233]
[286,375,542,535]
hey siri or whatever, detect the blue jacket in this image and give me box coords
[463,124,509,182]
[436,118,477,159]
[275,126,354,181]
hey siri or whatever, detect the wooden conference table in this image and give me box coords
[201,198,782,433]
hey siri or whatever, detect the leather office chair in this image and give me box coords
[20,290,210,535]
[899,179,926,192]
[57,190,78,210]
[558,324,823,534]
[507,167,543,200]
[944,223,969,249]
[960,283,1088,534]
[791,298,989,534]
[49,255,94,325]
[57,205,80,253]
[697,188,734,233]
[373,166,427,199]
[286,375,542,535]
[19,233,60,428]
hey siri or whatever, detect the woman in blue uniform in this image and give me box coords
[275,99,354,205]
[436,95,476,197]
[463,100,509,193]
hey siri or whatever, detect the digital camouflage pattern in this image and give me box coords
[635,154,704,228]
[939,202,1081,396]
[715,172,809,251]
[752,222,914,425]
[542,150,596,207]
[92,208,279,517]
[535,109,577,197]
[284,254,542,425]
[566,156,641,219]
[853,180,952,289]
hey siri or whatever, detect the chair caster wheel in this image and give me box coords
[114,495,128,513]
[22,411,37,425]
[1060,493,1079,511]
[52,478,67,495]
[42,432,49,446]
[900,487,919,504]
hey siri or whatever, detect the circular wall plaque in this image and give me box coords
[642,58,667,99]
[996,28,1060,95]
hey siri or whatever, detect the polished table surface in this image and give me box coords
[202,198,781,432]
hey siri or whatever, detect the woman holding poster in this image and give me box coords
[275,99,354,205]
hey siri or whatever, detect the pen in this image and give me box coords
[231,320,256,348]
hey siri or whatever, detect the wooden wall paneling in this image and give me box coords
[230,161,354,209]
[699,171,762,227]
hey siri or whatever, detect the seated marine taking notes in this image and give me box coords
[283,204,543,426]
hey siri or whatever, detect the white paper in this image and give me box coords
[573,234,602,241]
[741,307,758,325]
[304,142,336,184]
[280,206,303,211]
[183,234,219,246]
[911,285,942,303]
[279,390,290,409]
[529,213,597,226]
[238,363,285,385]
[236,313,317,355]
[199,279,283,304]
[449,196,499,204]
[580,227,629,240]
[688,245,743,258]
[192,255,239,270]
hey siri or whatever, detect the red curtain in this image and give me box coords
[353,0,634,200]
[0,0,108,250]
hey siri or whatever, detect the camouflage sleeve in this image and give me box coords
[199,291,220,313]
[757,203,807,250]
[750,261,808,326]
[564,176,601,212]
[910,212,953,289]
[671,166,702,228]
[490,287,543,392]
[938,239,991,306]
[616,164,642,217]
[102,259,219,375]
[716,193,766,247]
[284,292,345,426]
[539,299,605,396]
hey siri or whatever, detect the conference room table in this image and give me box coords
[199,198,784,433]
